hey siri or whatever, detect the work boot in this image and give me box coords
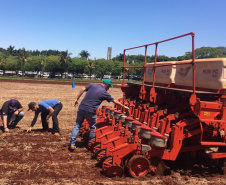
[69,145,76,152]
[53,133,60,136]
[9,122,17,129]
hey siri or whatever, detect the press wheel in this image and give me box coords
[92,143,101,154]
[127,155,150,178]
[150,157,165,176]
[105,165,124,177]
[95,149,106,160]
[88,138,96,148]
[102,156,113,170]
[99,155,111,168]
[89,142,101,153]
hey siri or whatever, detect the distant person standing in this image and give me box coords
[26,100,62,136]
[1,99,24,132]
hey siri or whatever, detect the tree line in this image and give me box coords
[0,46,226,79]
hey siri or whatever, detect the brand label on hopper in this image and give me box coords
[202,69,218,78]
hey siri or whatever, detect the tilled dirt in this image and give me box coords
[0,79,225,185]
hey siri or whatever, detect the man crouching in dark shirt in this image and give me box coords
[0,99,24,132]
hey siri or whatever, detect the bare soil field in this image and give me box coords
[0,80,225,185]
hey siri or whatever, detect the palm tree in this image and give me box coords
[40,57,46,78]
[7,45,15,56]
[0,58,6,75]
[17,48,29,76]
[79,50,90,60]
[60,50,72,78]
[87,61,95,80]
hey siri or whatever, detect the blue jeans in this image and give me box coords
[70,109,97,146]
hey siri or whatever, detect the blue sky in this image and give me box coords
[0,0,225,59]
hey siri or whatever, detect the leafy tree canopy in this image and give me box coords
[0,46,226,78]
[45,55,62,75]
[69,58,88,75]
[95,59,113,79]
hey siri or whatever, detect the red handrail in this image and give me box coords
[122,32,195,96]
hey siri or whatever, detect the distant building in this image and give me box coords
[107,47,112,60]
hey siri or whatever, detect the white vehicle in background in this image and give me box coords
[18,71,23,76]
[0,70,3,75]
[63,72,73,79]
[77,74,89,78]
[5,71,16,76]
[24,71,38,77]
[42,72,49,78]
[38,72,49,78]
[65,73,73,79]
[103,75,111,79]
[18,71,37,77]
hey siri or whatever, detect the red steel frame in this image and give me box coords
[98,33,226,178]
[122,32,196,102]
[121,32,226,159]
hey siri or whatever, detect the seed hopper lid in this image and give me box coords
[150,131,166,140]
[132,120,142,125]
[140,125,154,131]
[125,116,134,121]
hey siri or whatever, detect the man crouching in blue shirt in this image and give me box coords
[69,79,129,151]
[26,100,63,136]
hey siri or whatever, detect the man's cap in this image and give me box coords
[27,102,36,111]
[9,99,17,110]
[103,79,113,88]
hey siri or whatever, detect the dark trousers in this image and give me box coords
[1,112,24,127]
[41,102,63,133]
